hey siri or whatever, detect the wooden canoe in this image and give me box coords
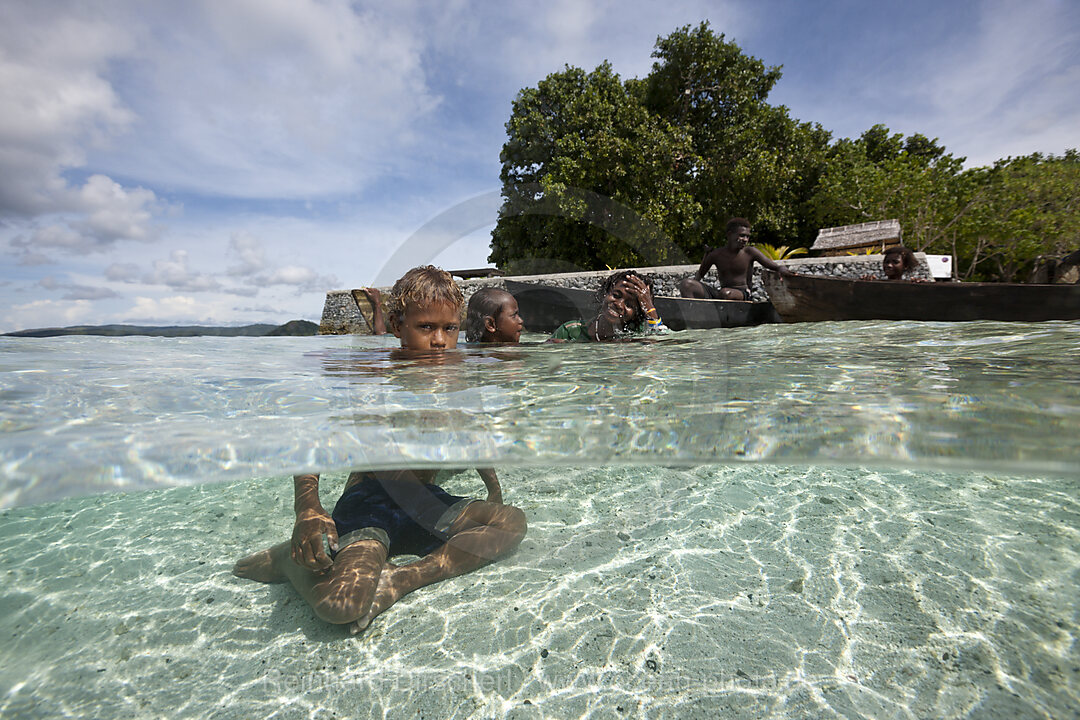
[504,280,781,333]
[761,271,1080,323]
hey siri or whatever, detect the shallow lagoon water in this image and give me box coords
[1,322,1078,718]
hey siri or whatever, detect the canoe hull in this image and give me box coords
[505,281,780,333]
[762,272,1080,323]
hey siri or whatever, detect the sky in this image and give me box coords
[1,0,1077,332]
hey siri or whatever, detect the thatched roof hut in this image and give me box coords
[811,220,902,256]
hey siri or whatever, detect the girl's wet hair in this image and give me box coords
[883,245,918,272]
[386,265,464,324]
[595,270,655,333]
[465,286,513,342]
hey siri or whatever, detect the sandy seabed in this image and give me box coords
[1,464,1077,719]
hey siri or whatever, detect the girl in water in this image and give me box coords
[465,287,525,343]
[549,270,666,342]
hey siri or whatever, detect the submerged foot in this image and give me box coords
[349,562,407,634]
[231,545,288,583]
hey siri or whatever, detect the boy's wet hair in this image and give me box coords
[595,270,654,333]
[726,217,751,234]
[386,265,464,323]
[465,286,513,342]
[883,245,918,271]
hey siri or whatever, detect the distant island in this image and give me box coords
[3,319,319,338]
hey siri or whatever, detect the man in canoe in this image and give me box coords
[678,217,796,301]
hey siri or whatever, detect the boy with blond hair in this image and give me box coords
[233,266,527,633]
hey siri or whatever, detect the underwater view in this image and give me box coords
[1,321,1078,719]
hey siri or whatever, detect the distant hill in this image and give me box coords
[3,320,319,338]
[264,320,319,336]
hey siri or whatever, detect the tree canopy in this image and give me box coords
[490,22,1078,282]
[490,62,697,273]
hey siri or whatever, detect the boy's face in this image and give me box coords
[393,301,461,350]
[726,225,751,249]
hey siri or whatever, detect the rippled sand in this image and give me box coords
[1,464,1076,719]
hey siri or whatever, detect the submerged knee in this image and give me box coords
[504,505,527,537]
[495,505,527,551]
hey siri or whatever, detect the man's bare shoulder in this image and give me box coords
[700,246,731,263]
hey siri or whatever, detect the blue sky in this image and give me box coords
[1,0,1077,331]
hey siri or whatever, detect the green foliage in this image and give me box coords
[948,151,1080,281]
[489,23,827,271]
[491,23,1077,283]
[808,126,1078,281]
[754,244,807,261]
[643,23,832,251]
[490,62,698,273]
[808,125,970,252]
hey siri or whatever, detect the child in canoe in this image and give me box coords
[859,246,925,281]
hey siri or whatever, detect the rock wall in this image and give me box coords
[319,290,372,335]
[319,254,933,334]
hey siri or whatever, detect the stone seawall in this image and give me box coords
[319,254,933,334]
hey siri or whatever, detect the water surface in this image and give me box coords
[0,322,1078,718]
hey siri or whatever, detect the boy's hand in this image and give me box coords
[292,509,338,571]
[478,467,503,504]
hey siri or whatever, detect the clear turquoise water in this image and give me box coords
[0,322,1078,718]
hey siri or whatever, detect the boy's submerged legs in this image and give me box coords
[352,499,527,631]
[233,538,389,625]
[233,495,526,631]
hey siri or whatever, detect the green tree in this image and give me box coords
[489,63,698,273]
[490,23,830,272]
[951,151,1080,281]
[808,125,970,252]
[643,22,831,251]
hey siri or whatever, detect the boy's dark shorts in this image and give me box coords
[331,474,475,558]
[707,284,749,300]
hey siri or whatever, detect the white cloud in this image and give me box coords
[6,175,161,262]
[4,298,94,330]
[13,224,82,251]
[121,295,230,325]
[0,4,136,216]
[63,285,119,301]
[142,250,221,292]
[923,0,1080,165]
[262,265,339,293]
[86,0,441,198]
[222,286,260,298]
[105,263,142,282]
[114,292,310,325]
[227,231,267,277]
[73,175,158,241]
[769,0,1080,167]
